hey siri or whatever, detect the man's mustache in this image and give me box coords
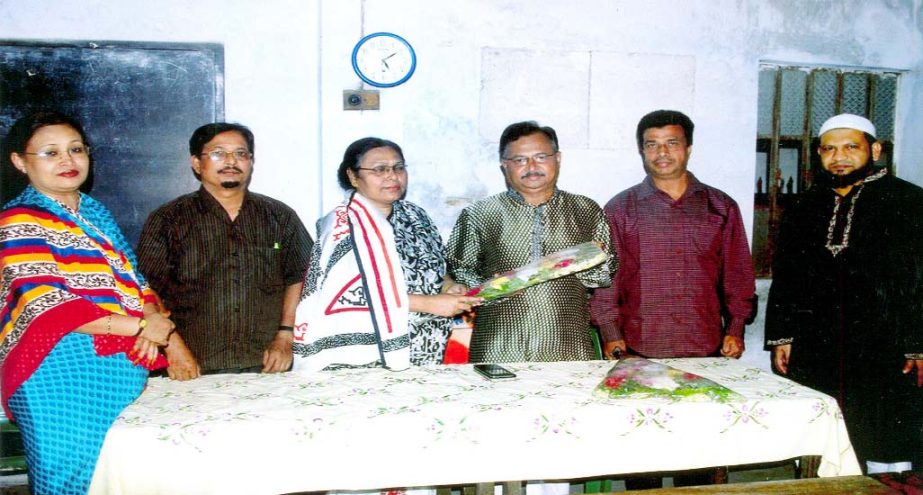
[219,166,244,174]
[521,171,546,179]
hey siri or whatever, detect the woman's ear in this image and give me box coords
[346,168,359,188]
[10,153,27,174]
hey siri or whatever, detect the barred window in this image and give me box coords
[752,64,899,277]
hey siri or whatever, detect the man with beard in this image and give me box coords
[447,121,615,363]
[589,110,755,488]
[137,123,312,378]
[765,113,923,474]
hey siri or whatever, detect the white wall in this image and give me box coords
[317,0,923,242]
[3,0,922,370]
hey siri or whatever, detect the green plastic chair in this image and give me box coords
[589,325,604,360]
[580,327,615,493]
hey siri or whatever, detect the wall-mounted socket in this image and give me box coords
[343,90,380,111]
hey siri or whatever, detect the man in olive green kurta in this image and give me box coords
[447,121,615,363]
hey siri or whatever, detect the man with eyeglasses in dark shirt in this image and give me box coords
[137,123,313,379]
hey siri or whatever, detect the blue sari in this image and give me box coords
[8,333,147,494]
[1,187,155,494]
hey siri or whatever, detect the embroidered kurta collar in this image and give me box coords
[824,167,888,256]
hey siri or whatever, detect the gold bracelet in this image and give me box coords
[106,314,112,335]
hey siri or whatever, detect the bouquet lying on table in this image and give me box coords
[466,242,607,302]
[594,357,742,403]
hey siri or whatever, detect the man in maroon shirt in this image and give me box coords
[589,110,756,361]
[589,110,756,489]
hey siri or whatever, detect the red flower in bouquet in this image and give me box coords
[604,376,625,388]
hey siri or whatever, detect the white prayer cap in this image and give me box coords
[819,113,877,138]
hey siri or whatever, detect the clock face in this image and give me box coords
[352,32,416,88]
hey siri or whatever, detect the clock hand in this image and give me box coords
[381,52,397,70]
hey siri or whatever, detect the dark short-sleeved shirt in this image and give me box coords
[589,174,755,358]
[137,188,313,372]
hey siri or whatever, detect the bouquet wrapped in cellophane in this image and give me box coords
[466,242,607,302]
[594,357,742,402]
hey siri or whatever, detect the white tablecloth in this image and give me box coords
[89,358,860,495]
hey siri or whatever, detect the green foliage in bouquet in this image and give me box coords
[466,242,606,302]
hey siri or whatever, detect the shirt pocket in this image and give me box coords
[689,214,725,258]
[176,233,214,286]
[250,246,285,295]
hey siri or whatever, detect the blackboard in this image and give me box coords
[0,40,224,246]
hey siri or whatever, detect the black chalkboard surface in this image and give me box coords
[0,40,224,246]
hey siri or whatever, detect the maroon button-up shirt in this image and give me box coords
[589,174,755,357]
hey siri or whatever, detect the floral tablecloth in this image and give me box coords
[88,359,860,495]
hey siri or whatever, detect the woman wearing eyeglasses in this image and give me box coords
[292,137,481,372]
[0,111,174,495]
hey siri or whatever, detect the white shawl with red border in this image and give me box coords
[292,193,410,373]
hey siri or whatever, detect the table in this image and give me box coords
[88,358,861,495]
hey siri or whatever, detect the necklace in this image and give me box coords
[824,168,887,256]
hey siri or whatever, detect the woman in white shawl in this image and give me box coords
[293,138,480,372]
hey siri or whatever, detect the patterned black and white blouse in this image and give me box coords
[391,200,452,365]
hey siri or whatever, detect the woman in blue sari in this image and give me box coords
[0,111,175,494]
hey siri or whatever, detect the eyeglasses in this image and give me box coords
[501,152,557,167]
[357,163,407,176]
[642,140,686,153]
[200,150,252,162]
[23,145,90,160]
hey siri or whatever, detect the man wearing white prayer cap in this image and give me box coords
[817,112,878,137]
[766,113,923,476]
[813,113,882,191]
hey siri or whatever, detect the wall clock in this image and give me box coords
[351,32,417,88]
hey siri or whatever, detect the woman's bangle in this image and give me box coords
[278,325,294,331]
[106,314,112,335]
